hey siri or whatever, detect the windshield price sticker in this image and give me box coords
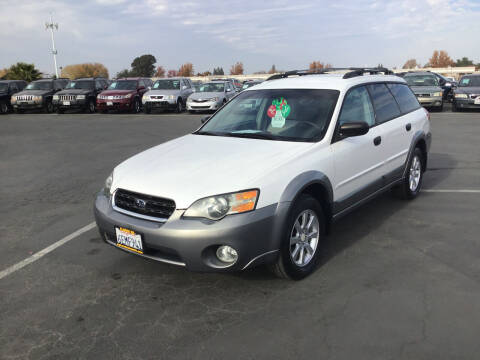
[267,97,291,128]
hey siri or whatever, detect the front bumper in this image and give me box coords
[143,99,177,110]
[12,102,44,110]
[417,96,443,108]
[187,100,221,111]
[97,99,132,110]
[94,192,288,272]
[53,99,87,110]
[454,99,480,109]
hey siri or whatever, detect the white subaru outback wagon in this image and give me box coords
[94,68,431,280]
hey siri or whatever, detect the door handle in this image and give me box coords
[373,136,382,146]
[406,123,412,131]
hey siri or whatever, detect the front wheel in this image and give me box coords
[132,98,141,113]
[0,101,8,114]
[87,99,96,113]
[175,99,183,113]
[393,148,424,200]
[270,194,325,280]
[44,101,54,113]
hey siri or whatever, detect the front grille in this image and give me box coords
[191,105,210,109]
[417,93,431,98]
[16,95,33,101]
[193,99,209,103]
[114,189,176,220]
[59,95,76,101]
[150,95,163,100]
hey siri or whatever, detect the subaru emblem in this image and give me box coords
[135,199,146,208]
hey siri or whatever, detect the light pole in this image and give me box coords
[45,14,59,78]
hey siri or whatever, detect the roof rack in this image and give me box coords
[265,67,394,81]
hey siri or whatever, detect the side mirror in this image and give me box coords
[438,78,446,86]
[339,122,369,138]
[182,86,187,90]
[201,116,211,124]
[147,86,151,90]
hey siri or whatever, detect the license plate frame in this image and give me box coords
[63,101,70,106]
[107,101,113,106]
[115,226,144,254]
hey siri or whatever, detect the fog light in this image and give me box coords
[216,245,238,264]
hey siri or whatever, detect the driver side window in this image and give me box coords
[338,86,375,127]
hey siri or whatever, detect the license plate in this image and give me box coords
[115,227,143,254]
[107,101,113,106]
[475,97,480,105]
[63,101,70,106]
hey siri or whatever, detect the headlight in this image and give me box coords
[33,95,42,102]
[432,92,442,97]
[211,97,219,102]
[187,97,192,103]
[183,189,259,220]
[11,96,16,103]
[164,95,175,100]
[142,95,148,100]
[454,93,468,99]
[104,172,113,196]
[53,95,59,100]
[77,95,86,100]
[124,93,132,99]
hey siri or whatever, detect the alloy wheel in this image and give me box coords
[409,155,422,192]
[289,210,320,267]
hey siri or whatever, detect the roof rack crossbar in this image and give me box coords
[265,67,393,81]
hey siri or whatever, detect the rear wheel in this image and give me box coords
[175,99,183,113]
[270,194,324,280]
[393,148,424,200]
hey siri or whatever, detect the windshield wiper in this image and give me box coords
[194,130,225,136]
[223,132,279,140]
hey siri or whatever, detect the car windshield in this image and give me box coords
[153,80,180,90]
[65,81,94,90]
[25,81,53,90]
[193,84,202,91]
[196,89,339,142]
[108,80,137,90]
[404,75,439,87]
[198,83,225,92]
[242,82,259,90]
[458,76,480,87]
[0,83,8,92]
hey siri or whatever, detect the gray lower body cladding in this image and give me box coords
[94,193,288,272]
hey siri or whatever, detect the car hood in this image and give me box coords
[410,86,442,94]
[455,87,480,94]
[111,134,314,208]
[15,90,51,96]
[56,89,92,95]
[99,90,135,96]
[145,89,180,96]
[189,92,223,100]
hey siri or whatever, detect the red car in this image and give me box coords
[97,77,153,113]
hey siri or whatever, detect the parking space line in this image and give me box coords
[0,222,96,281]
[424,189,480,193]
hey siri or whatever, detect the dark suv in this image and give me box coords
[452,74,480,112]
[0,80,27,114]
[53,77,109,113]
[97,77,153,113]
[12,78,68,113]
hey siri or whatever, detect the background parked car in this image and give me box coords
[241,80,263,91]
[53,78,109,113]
[11,78,68,113]
[97,78,152,113]
[0,80,27,114]
[452,74,480,112]
[186,81,236,113]
[432,72,455,102]
[212,78,242,91]
[403,72,444,111]
[142,77,193,113]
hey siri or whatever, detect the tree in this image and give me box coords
[213,67,224,75]
[155,66,166,77]
[196,71,211,76]
[426,50,455,68]
[403,59,418,69]
[230,62,244,75]
[0,68,7,79]
[455,57,474,67]
[178,63,194,77]
[309,61,332,71]
[268,64,277,74]
[130,54,156,77]
[116,69,131,78]
[61,63,109,79]
[167,69,178,77]
[5,62,42,81]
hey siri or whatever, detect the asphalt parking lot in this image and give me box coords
[1,108,480,360]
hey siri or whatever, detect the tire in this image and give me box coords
[175,99,183,113]
[0,101,8,114]
[87,99,96,113]
[132,98,140,113]
[270,194,325,280]
[44,101,54,113]
[144,104,151,114]
[393,148,424,200]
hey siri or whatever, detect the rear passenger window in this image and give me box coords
[367,83,401,124]
[338,86,375,127]
[387,83,420,114]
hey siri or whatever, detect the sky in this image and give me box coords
[1,0,480,77]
